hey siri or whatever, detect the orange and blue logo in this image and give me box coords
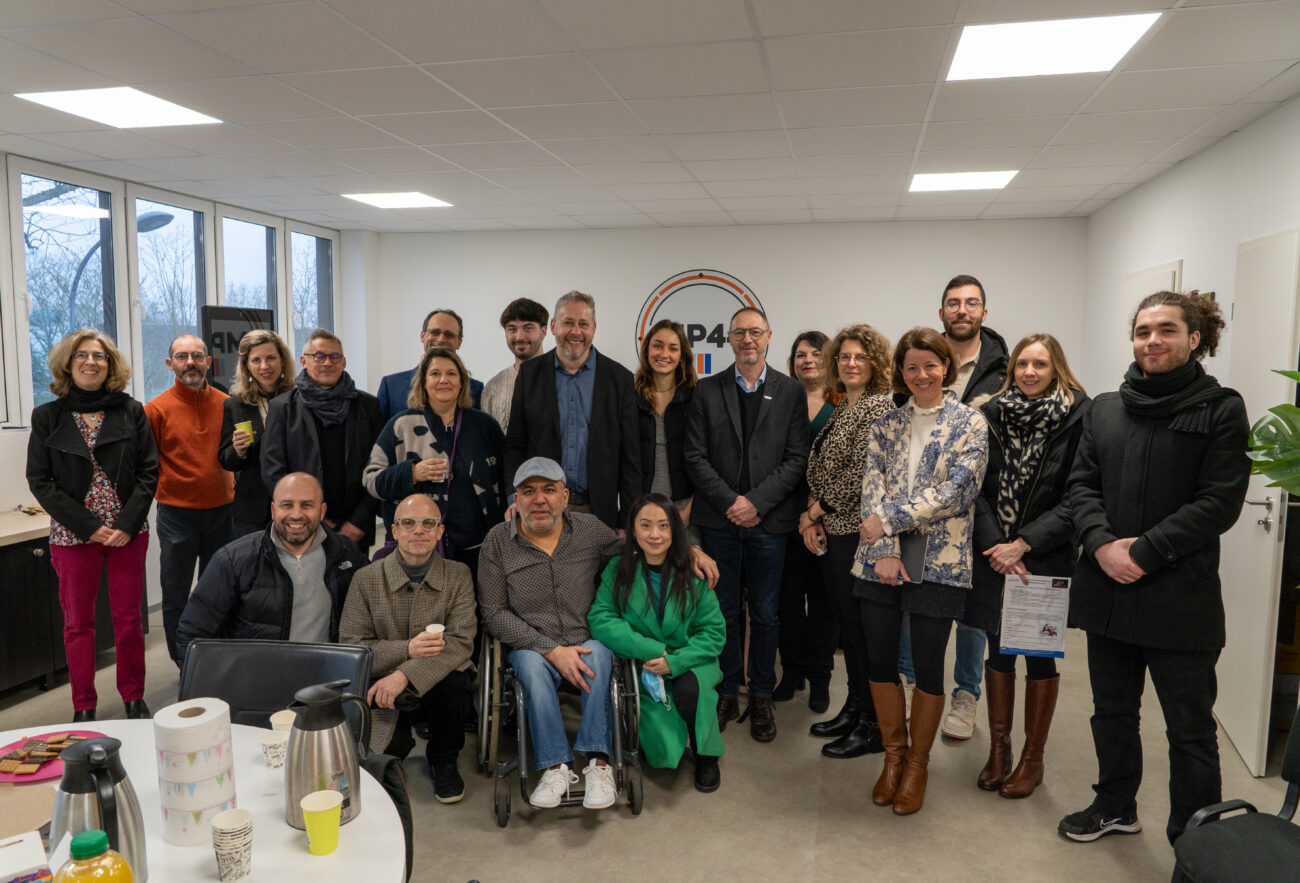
[634,270,764,377]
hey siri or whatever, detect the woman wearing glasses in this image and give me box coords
[363,346,505,578]
[27,329,158,722]
[801,324,895,758]
[218,329,294,538]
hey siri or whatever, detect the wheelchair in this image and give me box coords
[477,632,643,826]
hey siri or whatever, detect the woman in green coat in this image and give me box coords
[589,493,726,792]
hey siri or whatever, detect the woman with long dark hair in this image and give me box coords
[218,329,294,538]
[589,493,726,792]
[969,333,1090,798]
[633,319,698,521]
[27,329,158,722]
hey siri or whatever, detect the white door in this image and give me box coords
[1217,229,1300,776]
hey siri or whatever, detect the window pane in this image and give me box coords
[21,173,117,408]
[137,199,205,402]
[222,216,275,315]
[291,231,333,347]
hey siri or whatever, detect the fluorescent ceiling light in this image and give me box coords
[342,192,453,209]
[23,204,110,220]
[910,171,1018,192]
[15,87,220,128]
[947,13,1161,81]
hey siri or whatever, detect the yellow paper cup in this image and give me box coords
[300,790,343,856]
[234,420,254,436]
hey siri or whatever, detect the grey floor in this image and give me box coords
[0,613,1288,883]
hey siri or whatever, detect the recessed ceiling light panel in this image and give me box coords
[947,13,1161,81]
[342,192,453,209]
[910,171,1019,192]
[15,87,221,128]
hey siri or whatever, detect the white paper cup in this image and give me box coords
[212,807,253,878]
[269,709,297,732]
[425,623,445,636]
[260,730,289,769]
[214,842,252,881]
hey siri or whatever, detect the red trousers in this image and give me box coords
[49,533,149,710]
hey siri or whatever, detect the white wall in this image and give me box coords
[1083,93,1300,393]
[370,219,1087,387]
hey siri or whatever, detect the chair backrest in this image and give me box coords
[178,639,373,738]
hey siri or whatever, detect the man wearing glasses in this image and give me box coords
[146,334,235,667]
[340,492,476,804]
[261,329,383,553]
[685,308,810,743]
[376,309,484,423]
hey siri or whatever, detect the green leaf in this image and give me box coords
[1272,369,1300,383]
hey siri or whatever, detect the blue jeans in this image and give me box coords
[157,503,232,664]
[699,524,787,699]
[508,640,613,771]
[897,617,986,699]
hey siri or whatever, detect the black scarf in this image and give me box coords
[1119,360,1233,433]
[65,385,131,413]
[993,383,1069,536]
[294,369,357,427]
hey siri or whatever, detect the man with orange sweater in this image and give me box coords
[146,334,235,666]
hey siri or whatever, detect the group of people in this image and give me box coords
[24,277,1250,845]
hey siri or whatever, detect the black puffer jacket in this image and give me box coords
[174,525,366,661]
[961,326,1010,405]
[966,392,1091,632]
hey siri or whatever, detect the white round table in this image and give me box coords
[0,719,406,882]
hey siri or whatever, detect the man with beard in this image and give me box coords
[685,307,810,743]
[175,472,367,662]
[376,308,484,423]
[503,292,639,530]
[261,329,383,554]
[146,334,235,666]
[481,298,548,433]
[1059,291,1248,845]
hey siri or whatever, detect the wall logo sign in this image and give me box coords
[634,270,763,377]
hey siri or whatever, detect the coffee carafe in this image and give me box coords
[284,679,371,829]
[49,737,148,882]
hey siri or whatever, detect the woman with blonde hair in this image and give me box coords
[27,329,158,722]
[219,329,295,538]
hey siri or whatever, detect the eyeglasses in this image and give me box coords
[943,298,984,311]
[171,352,207,363]
[836,353,869,365]
[304,352,344,364]
[424,329,461,341]
[728,328,769,340]
[394,517,441,532]
[72,351,109,363]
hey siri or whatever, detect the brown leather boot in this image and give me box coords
[977,665,1015,791]
[893,688,944,815]
[868,681,908,806]
[1000,675,1059,798]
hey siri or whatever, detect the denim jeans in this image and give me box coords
[897,617,986,699]
[157,503,232,663]
[508,640,613,771]
[699,524,787,699]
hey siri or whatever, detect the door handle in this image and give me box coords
[1244,496,1273,511]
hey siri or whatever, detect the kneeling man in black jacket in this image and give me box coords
[176,472,367,663]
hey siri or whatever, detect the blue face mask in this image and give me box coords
[640,668,670,709]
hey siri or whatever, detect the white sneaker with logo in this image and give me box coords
[582,761,617,810]
[529,764,578,808]
[941,689,979,740]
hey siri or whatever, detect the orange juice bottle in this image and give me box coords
[53,830,133,882]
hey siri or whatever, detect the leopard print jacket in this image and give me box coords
[805,393,895,536]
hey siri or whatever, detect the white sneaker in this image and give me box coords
[529,764,577,808]
[941,689,978,740]
[581,761,617,810]
[903,680,915,721]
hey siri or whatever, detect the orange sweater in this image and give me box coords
[145,381,235,509]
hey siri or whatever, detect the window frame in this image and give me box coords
[214,204,288,329]
[286,219,340,354]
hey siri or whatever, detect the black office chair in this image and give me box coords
[178,638,373,739]
[1172,702,1300,883]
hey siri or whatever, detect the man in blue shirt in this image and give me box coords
[376,309,484,423]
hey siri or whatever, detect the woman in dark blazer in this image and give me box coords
[218,329,294,538]
[970,333,1090,798]
[27,329,158,722]
[633,319,697,518]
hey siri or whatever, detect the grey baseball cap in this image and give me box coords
[512,456,566,487]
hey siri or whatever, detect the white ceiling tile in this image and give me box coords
[649,212,735,226]
[1030,140,1177,167]
[1055,107,1223,144]
[921,117,1067,150]
[497,216,585,228]
[716,195,809,211]
[913,147,1038,172]
[494,103,644,140]
[788,125,922,156]
[981,201,1083,218]
[896,204,989,219]
[727,209,813,223]
[245,118,406,150]
[146,124,297,155]
[361,111,519,145]
[146,77,337,123]
[429,141,562,169]
[1120,163,1175,183]
[1095,181,1140,200]
[269,194,364,211]
[703,179,807,197]
[1068,199,1111,216]
[0,134,99,163]
[0,0,124,27]
[588,42,767,100]
[994,184,1105,201]
[509,186,621,202]
[1006,166,1130,187]
[777,85,933,128]
[801,175,908,194]
[1154,138,1218,163]
[1243,61,1300,102]
[377,171,503,193]
[418,218,512,230]
[796,154,915,177]
[425,55,616,108]
[900,189,999,206]
[812,206,900,220]
[538,136,675,164]
[157,3,404,75]
[35,130,197,160]
[325,0,571,63]
[752,0,960,36]
[227,152,360,177]
[209,176,328,197]
[1128,3,1300,69]
[411,189,521,206]
[291,173,400,192]
[1085,62,1290,114]
[279,68,468,115]
[765,29,950,90]
[551,201,642,214]
[476,203,560,218]
[63,158,181,181]
[931,75,1105,121]
[574,162,694,184]
[958,0,1176,23]
[629,94,782,134]
[610,182,710,200]
[128,155,263,180]
[9,19,254,82]
[0,37,114,92]
[659,130,791,160]
[627,198,723,212]
[573,213,656,227]
[319,147,455,174]
[1192,102,1277,137]
[0,94,105,134]
[684,157,799,181]
[477,167,596,188]
[806,191,902,207]
[536,0,753,49]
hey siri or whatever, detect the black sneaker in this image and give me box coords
[1058,804,1142,842]
[433,761,465,804]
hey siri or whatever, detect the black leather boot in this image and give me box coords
[772,670,805,702]
[822,714,884,758]
[124,700,151,720]
[810,697,861,739]
[72,708,96,723]
[808,678,831,714]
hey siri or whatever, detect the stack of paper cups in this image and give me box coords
[154,698,238,846]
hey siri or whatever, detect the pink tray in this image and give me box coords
[0,730,107,784]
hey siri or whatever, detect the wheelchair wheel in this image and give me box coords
[618,658,641,750]
[477,638,503,776]
[628,764,644,816]
[493,771,511,828]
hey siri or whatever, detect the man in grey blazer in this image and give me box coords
[685,307,810,743]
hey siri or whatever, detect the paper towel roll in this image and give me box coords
[154,698,238,845]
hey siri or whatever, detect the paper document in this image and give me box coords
[999,574,1070,658]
